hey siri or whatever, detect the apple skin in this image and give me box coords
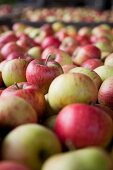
[2,58,29,87]
[1,82,46,118]
[28,46,42,59]
[41,36,60,49]
[0,31,17,49]
[0,95,37,129]
[26,58,63,94]
[41,147,113,170]
[1,42,24,59]
[72,44,101,66]
[41,46,72,66]
[81,58,103,70]
[94,65,113,82]
[104,53,113,67]
[6,51,25,60]
[69,67,102,89]
[1,124,62,170]
[48,73,98,113]
[98,76,113,110]
[0,161,31,170]
[62,64,76,73]
[54,103,113,149]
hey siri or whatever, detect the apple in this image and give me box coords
[1,82,46,118]
[1,124,62,170]
[55,29,68,42]
[48,73,98,113]
[0,161,31,170]
[26,58,63,94]
[76,35,91,46]
[62,64,76,73]
[59,36,77,55]
[0,95,37,133]
[28,46,42,59]
[52,22,64,32]
[69,67,102,89]
[41,46,72,66]
[12,23,27,36]
[40,24,54,36]
[81,58,103,70]
[55,103,113,149]
[72,44,101,66]
[2,58,29,87]
[41,147,113,170]
[94,65,113,82]
[1,42,25,59]
[41,36,60,49]
[43,115,57,130]
[104,53,113,67]
[98,76,113,110]
[0,31,17,49]
[78,26,91,36]
[6,51,25,60]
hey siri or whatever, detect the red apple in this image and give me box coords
[72,44,101,66]
[41,36,60,49]
[1,82,46,118]
[1,42,24,59]
[0,161,31,170]
[55,103,113,149]
[81,58,103,70]
[6,51,25,60]
[40,24,54,36]
[26,57,63,94]
[76,35,91,46]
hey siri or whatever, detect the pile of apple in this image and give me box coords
[21,7,109,23]
[0,22,113,170]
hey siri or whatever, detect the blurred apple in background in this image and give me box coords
[81,58,103,70]
[62,64,76,73]
[104,53,113,67]
[76,35,91,46]
[48,73,98,113]
[2,58,28,87]
[72,44,101,66]
[26,58,63,94]
[42,147,113,170]
[55,103,113,149]
[69,67,102,89]
[78,26,91,36]
[41,36,60,49]
[41,46,72,66]
[1,124,62,170]
[52,22,64,32]
[12,23,27,37]
[1,42,25,60]
[0,161,31,170]
[1,82,46,118]
[28,46,42,59]
[94,65,113,82]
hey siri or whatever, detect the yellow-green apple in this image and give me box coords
[41,46,72,66]
[94,65,113,81]
[0,95,37,134]
[0,31,17,49]
[41,36,60,49]
[0,161,31,170]
[26,58,63,94]
[69,67,102,89]
[1,124,62,170]
[81,58,103,70]
[1,82,46,118]
[41,147,113,170]
[104,53,113,67]
[1,42,24,59]
[48,73,98,113]
[2,58,29,87]
[72,44,101,66]
[59,36,77,55]
[28,46,42,59]
[98,76,113,110]
[78,26,91,36]
[12,23,27,37]
[52,22,64,32]
[54,103,113,149]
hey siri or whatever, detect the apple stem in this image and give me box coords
[14,82,20,89]
[45,55,55,65]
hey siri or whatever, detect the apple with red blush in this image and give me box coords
[81,58,103,70]
[26,57,63,94]
[41,36,60,49]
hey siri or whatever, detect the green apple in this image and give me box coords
[48,73,98,113]
[28,46,42,59]
[2,58,28,87]
[1,124,62,170]
[41,147,113,170]
[94,65,113,81]
[69,66,102,89]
